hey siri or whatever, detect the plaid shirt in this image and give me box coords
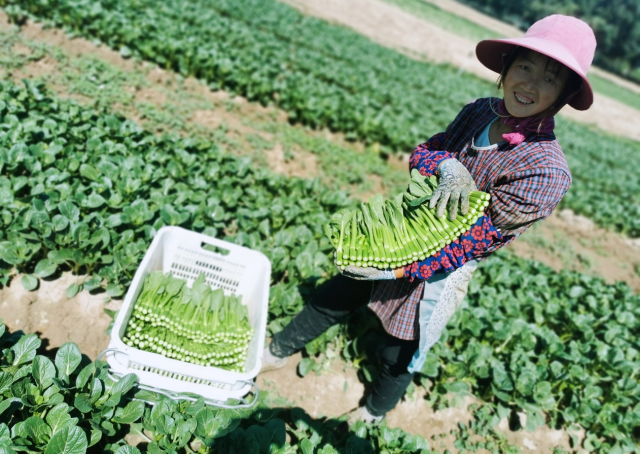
[369,97,572,340]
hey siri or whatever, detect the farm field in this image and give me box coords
[0,0,639,453]
[4,0,640,238]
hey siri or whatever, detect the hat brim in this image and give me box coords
[476,37,593,110]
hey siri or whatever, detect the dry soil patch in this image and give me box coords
[507,209,640,292]
[0,274,121,359]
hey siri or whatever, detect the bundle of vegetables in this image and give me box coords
[324,169,490,269]
[122,271,253,372]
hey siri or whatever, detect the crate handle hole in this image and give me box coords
[201,242,230,256]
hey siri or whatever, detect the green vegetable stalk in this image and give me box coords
[122,272,253,372]
[325,169,491,269]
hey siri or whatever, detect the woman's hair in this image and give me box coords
[496,47,582,130]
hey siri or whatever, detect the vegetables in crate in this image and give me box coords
[122,271,253,372]
[324,169,490,269]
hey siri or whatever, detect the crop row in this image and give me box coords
[2,0,640,236]
[1,81,638,452]
[0,324,435,453]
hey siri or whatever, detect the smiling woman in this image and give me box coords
[262,14,600,426]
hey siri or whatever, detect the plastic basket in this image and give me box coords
[104,226,271,408]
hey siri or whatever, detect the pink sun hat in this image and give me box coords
[476,14,597,110]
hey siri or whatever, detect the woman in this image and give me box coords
[262,14,596,424]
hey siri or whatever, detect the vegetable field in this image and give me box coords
[2,0,640,237]
[0,0,638,453]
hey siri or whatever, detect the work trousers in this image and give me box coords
[269,274,418,417]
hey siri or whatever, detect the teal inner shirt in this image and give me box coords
[475,118,497,147]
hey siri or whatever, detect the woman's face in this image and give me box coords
[503,50,570,118]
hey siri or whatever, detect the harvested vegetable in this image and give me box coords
[324,169,490,268]
[122,271,253,372]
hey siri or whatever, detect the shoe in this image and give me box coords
[344,406,384,425]
[260,344,288,373]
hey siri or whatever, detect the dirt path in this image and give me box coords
[282,0,640,142]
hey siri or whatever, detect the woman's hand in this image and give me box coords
[430,158,477,221]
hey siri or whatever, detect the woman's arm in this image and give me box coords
[488,168,571,236]
[409,133,453,177]
[402,166,571,281]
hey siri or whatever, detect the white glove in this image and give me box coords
[339,265,396,281]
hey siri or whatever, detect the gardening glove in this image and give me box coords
[333,252,396,280]
[430,158,477,221]
[339,265,396,281]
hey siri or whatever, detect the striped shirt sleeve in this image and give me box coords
[409,133,452,176]
[488,167,571,237]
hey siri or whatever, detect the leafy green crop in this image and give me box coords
[2,0,640,236]
[325,170,490,268]
[123,271,253,371]
[0,324,437,453]
[1,0,490,152]
[333,251,640,453]
[0,323,141,452]
[0,80,347,294]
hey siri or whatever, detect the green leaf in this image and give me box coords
[515,370,537,397]
[32,355,56,390]
[75,363,95,389]
[21,274,39,291]
[24,416,51,445]
[85,193,106,208]
[0,423,11,443]
[51,215,69,232]
[46,403,78,434]
[297,358,313,377]
[300,438,314,454]
[73,394,93,413]
[110,373,137,396]
[58,202,80,222]
[115,447,141,454]
[106,283,124,297]
[55,343,82,378]
[44,425,87,454]
[88,378,103,404]
[66,283,81,298]
[88,429,102,447]
[11,334,41,366]
[112,400,145,424]
[195,408,240,445]
[35,259,58,278]
[156,414,175,435]
[79,164,101,181]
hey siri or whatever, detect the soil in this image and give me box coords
[0,7,637,452]
[0,274,121,359]
[282,0,640,142]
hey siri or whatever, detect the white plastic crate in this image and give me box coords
[105,226,271,407]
